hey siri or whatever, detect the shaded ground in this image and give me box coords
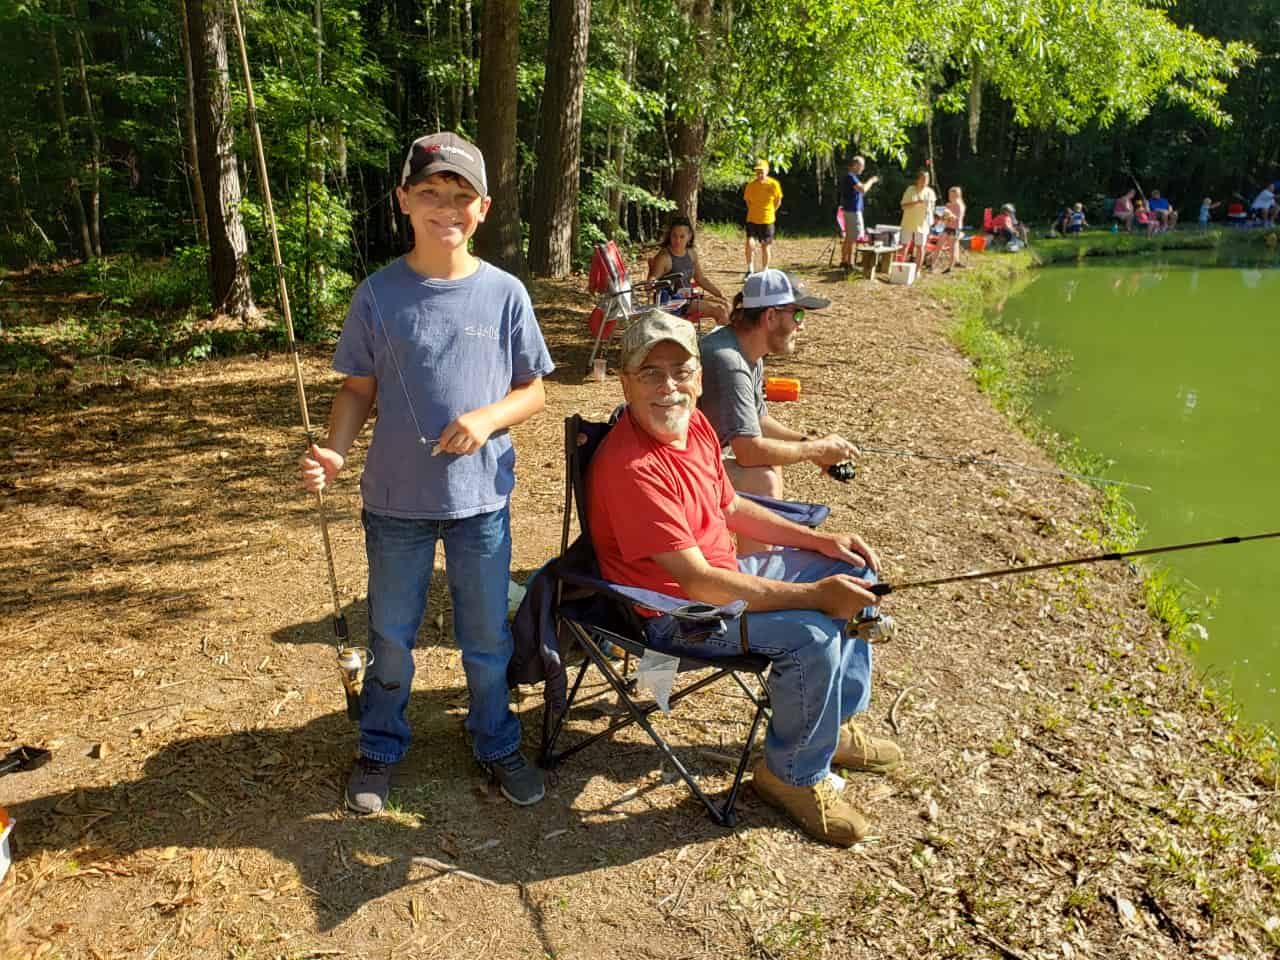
[2,235,1278,959]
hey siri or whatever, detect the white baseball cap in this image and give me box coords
[741,269,830,310]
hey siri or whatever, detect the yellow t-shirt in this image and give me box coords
[744,178,783,224]
[900,185,937,234]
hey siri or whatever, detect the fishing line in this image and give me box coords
[856,444,1152,491]
[228,0,369,721]
[275,15,441,454]
[870,531,1280,596]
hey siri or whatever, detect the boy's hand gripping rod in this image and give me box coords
[229,0,367,721]
[869,531,1280,597]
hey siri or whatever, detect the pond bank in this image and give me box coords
[1,235,1278,958]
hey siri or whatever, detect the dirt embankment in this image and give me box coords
[1,235,1277,959]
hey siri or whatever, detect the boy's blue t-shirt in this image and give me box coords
[333,257,555,520]
[841,172,864,213]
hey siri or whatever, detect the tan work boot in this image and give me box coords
[750,761,869,847]
[833,718,903,773]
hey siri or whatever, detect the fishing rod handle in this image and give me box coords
[871,583,893,597]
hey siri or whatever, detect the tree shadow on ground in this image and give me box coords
[8,685,766,934]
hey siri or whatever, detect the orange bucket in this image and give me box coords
[765,377,801,402]
[968,234,987,252]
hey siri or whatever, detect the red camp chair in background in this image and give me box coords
[585,241,634,373]
[584,241,693,373]
[982,207,994,234]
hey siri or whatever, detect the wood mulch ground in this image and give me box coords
[1,235,1277,959]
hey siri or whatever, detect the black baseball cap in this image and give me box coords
[400,132,487,196]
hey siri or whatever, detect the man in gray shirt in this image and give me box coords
[699,270,859,554]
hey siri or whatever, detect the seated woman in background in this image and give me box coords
[1112,190,1135,232]
[648,216,729,326]
[992,204,1029,245]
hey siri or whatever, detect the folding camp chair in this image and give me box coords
[584,242,683,373]
[584,241,633,373]
[821,207,847,267]
[534,413,829,826]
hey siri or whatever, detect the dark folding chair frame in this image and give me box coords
[537,414,775,827]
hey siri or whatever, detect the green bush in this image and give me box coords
[87,247,210,314]
[240,182,355,340]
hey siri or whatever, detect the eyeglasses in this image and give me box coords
[630,363,699,387]
[776,307,805,327]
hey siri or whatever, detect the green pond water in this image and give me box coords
[995,250,1280,730]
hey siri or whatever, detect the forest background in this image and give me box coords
[0,0,1274,348]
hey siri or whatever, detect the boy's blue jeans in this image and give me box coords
[657,548,875,788]
[359,506,521,765]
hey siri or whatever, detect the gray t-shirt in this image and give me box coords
[697,325,767,452]
[333,257,554,520]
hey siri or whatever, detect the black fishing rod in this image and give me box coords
[871,531,1280,596]
[857,444,1152,491]
[228,0,367,721]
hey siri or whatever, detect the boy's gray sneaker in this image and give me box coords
[483,750,545,806]
[346,756,392,814]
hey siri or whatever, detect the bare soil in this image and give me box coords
[2,235,1277,959]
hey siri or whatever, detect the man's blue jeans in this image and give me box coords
[659,549,875,788]
[360,506,521,765]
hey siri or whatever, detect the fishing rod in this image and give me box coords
[228,0,367,722]
[870,531,1280,596]
[856,444,1152,491]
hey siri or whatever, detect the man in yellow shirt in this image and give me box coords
[899,167,937,272]
[743,159,783,276]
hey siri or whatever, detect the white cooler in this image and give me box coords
[888,261,917,285]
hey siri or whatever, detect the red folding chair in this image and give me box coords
[585,241,635,372]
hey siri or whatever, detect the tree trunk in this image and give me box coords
[461,0,475,129]
[474,0,524,275]
[309,0,326,301]
[186,0,255,318]
[526,0,590,277]
[670,116,706,225]
[668,0,712,225]
[177,0,209,244]
[70,13,102,257]
[607,6,635,232]
[967,60,982,155]
[48,9,93,261]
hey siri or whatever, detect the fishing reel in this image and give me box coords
[336,645,374,722]
[849,613,896,644]
[826,460,857,483]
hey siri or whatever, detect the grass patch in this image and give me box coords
[1030,230,1220,264]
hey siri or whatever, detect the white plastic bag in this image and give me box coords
[635,649,680,713]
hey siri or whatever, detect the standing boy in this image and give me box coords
[743,160,783,276]
[839,156,879,270]
[299,132,554,814]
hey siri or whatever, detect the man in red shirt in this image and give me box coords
[587,309,902,847]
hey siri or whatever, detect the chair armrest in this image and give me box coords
[559,570,746,622]
[738,491,830,528]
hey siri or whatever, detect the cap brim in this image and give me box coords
[793,294,830,310]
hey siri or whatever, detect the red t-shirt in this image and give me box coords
[586,408,738,600]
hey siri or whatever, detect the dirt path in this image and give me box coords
[2,236,1277,959]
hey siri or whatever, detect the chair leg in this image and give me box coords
[549,622,768,826]
[540,655,592,767]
